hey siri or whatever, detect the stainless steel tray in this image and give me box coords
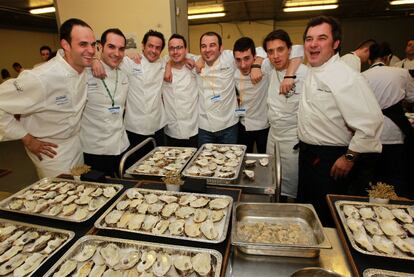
[231,203,331,257]
[0,177,123,222]
[335,200,414,261]
[44,235,223,277]
[125,146,197,177]
[182,143,247,184]
[0,218,74,276]
[95,188,233,243]
[363,268,414,277]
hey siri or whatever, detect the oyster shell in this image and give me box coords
[62,195,78,205]
[144,193,158,204]
[14,252,45,276]
[2,230,24,245]
[88,198,106,211]
[73,244,97,262]
[73,260,94,277]
[190,197,209,208]
[378,219,405,236]
[243,169,255,180]
[126,188,144,200]
[194,209,209,223]
[185,222,201,237]
[209,198,230,210]
[43,191,58,199]
[47,204,63,216]
[23,234,52,253]
[210,210,225,222]
[73,208,89,221]
[90,187,103,197]
[152,253,172,276]
[152,220,169,235]
[14,231,39,246]
[81,186,96,196]
[175,206,195,219]
[137,250,157,272]
[391,208,413,223]
[168,220,185,236]
[198,168,214,177]
[129,199,143,209]
[225,160,239,167]
[117,211,133,228]
[161,203,179,218]
[359,207,375,220]
[105,210,124,225]
[116,200,131,211]
[213,158,225,165]
[244,160,256,168]
[201,220,218,240]
[92,248,106,266]
[52,194,67,203]
[0,253,26,275]
[363,220,383,235]
[195,159,209,167]
[391,236,411,253]
[343,205,360,219]
[53,259,77,277]
[59,183,75,194]
[179,194,197,206]
[62,203,77,216]
[0,224,17,239]
[9,199,23,210]
[22,200,37,212]
[372,235,395,254]
[147,203,165,215]
[191,253,211,276]
[114,250,140,270]
[186,166,200,176]
[408,206,414,218]
[137,202,149,214]
[42,237,65,254]
[158,195,178,204]
[259,158,269,166]
[33,201,49,213]
[102,268,122,277]
[89,264,107,277]
[100,243,120,268]
[374,206,394,220]
[353,230,374,252]
[142,215,159,231]
[127,214,146,230]
[103,187,117,198]
[75,185,85,193]
[217,171,235,178]
[0,245,23,263]
[173,255,192,274]
[346,218,364,233]
[404,223,414,236]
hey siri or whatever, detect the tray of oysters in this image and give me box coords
[0,177,123,222]
[0,218,74,276]
[363,268,414,277]
[182,143,247,184]
[94,188,233,243]
[125,147,197,177]
[45,235,222,277]
[335,200,414,260]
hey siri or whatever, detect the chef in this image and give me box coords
[0,18,96,178]
[80,28,129,177]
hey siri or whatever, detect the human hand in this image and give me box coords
[250,67,263,84]
[164,60,172,83]
[22,134,58,161]
[279,78,294,95]
[195,57,205,74]
[185,58,195,70]
[128,53,142,64]
[330,155,354,180]
[92,59,107,78]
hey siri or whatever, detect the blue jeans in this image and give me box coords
[198,123,238,147]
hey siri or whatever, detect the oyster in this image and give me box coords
[100,243,120,268]
[0,253,26,275]
[126,188,143,200]
[75,195,92,205]
[190,197,209,208]
[33,201,49,213]
[391,208,413,224]
[191,253,211,276]
[33,182,55,190]
[201,220,218,240]
[14,252,45,276]
[62,195,78,205]
[217,171,235,178]
[374,206,394,220]
[116,200,131,211]
[391,236,411,253]
[103,187,117,198]
[102,268,122,277]
[62,204,77,216]
[209,198,230,210]
[9,199,24,210]
[137,202,149,214]
[198,168,214,177]
[48,204,63,216]
[52,194,67,203]
[343,205,360,219]
[3,230,25,245]
[346,218,364,233]
[175,206,195,219]
[179,194,197,206]
[14,231,39,246]
[243,169,255,181]
[152,220,169,235]
[142,215,159,231]
[73,208,89,221]
[59,183,75,194]
[89,198,106,211]
[225,160,239,167]
[173,255,192,274]
[22,200,37,212]
[0,245,23,263]
[208,162,218,171]
[42,237,65,254]
[152,253,172,276]
[244,160,256,168]
[53,259,77,277]
[161,203,179,218]
[73,260,94,277]
[403,237,414,254]
[0,225,17,240]
[194,209,209,223]
[75,185,85,193]
[363,220,383,235]
[137,250,157,272]
[168,220,185,236]
[91,187,103,197]
[105,210,124,225]
[259,158,269,166]
[73,244,97,262]
[186,166,200,176]
[378,219,405,236]
[210,210,225,222]
[115,250,140,270]
[117,211,133,228]
[359,207,375,220]
[353,230,374,252]
[89,264,107,277]
[158,195,178,204]
[144,193,158,204]
[185,222,201,237]
[127,214,146,230]
[213,158,225,165]
[195,159,209,167]
[404,223,414,236]
[43,191,58,199]
[23,234,52,253]
[81,186,96,196]
[224,152,236,160]
[372,235,395,254]
[408,206,414,218]
[129,199,143,209]
[147,203,165,215]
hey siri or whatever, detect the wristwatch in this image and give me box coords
[344,153,357,162]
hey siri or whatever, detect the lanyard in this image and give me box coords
[101,69,118,107]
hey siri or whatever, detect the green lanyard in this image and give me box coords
[101,69,118,107]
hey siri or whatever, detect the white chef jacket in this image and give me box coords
[80,64,130,155]
[162,66,198,139]
[363,63,414,144]
[341,52,361,72]
[121,56,167,135]
[298,54,383,153]
[394,58,414,70]
[0,49,87,177]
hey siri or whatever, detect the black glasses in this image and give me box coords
[168,45,184,51]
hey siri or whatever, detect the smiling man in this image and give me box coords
[80,28,129,177]
[0,18,96,178]
[297,16,383,226]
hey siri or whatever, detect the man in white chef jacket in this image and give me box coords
[80,28,129,177]
[0,18,96,178]
[394,38,414,70]
[162,34,199,148]
[341,39,376,72]
[297,16,383,226]
[363,42,414,199]
[263,30,308,200]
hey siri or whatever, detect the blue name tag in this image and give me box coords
[235,107,246,116]
[210,94,221,103]
[108,106,120,114]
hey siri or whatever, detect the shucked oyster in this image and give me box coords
[359,207,375,220]
[147,203,165,215]
[191,253,211,276]
[363,220,383,236]
[185,222,201,237]
[137,250,157,272]
[346,218,364,233]
[190,197,209,208]
[105,210,124,225]
[126,188,143,200]
[243,169,255,181]
[343,205,360,219]
[210,210,225,222]
[127,214,146,230]
[114,250,141,270]
[100,243,120,268]
[244,160,256,168]
[175,206,195,219]
[14,252,46,276]
[152,220,169,235]
[374,206,394,220]
[103,187,117,198]
[153,253,172,277]
[391,208,413,224]
[53,259,77,277]
[378,219,405,236]
[179,194,197,206]
[193,209,209,223]
[168,220,185,236]
[73,260,94,277]
[372,235,395,254]
[161,203,179,218]
[173,255,192,274]
[158,195,178,204]
[0,253,26,275]
[259,158,269,166]
[353,230,374,252]
[23,234,52,253]
[144,193,159,204]
[142,215,159,231]
[209,198,230,210]
[117,211,133,228]
[201,220,218,240]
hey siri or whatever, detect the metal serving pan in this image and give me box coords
[44,235,223,277]
[363,268,414,277]
[0,177,123,222]
[182,143,247,184]
[231,203,331,257]
[335,200,414,261]
[95,188,233,244]
[125,146,197,177]
[0,218,74,276]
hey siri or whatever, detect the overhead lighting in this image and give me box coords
[29,6,55,14]
[390,0,414,5]
[188,12,226,20]
[188,4,224,15]
[283,4,338,12]
[285,0,337,7]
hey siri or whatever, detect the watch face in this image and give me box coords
[345,153,354,161]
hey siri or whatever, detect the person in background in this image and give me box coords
[341,39,376,72]
[394,38,414,70]
[80,28,129,177]
[40,45,52,62]
[1,69,11,82]
[0,18,96,178]
[363,42,414,198]
[12,62,24,75]
[297,16,383,226]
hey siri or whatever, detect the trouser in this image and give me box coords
[198,123,238,147]
[165,134,198,148]
[297,142,378,227]
[83,152,125,178]
[237,122,269,153]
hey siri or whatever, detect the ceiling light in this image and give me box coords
[188,4,224,15]
[390,0,414,5]
[283,4,338,12]
[188,12,226,20]
[29,6,55,14]
[285,0,337,7]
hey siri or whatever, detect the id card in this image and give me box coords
[235,107,246,117]
[210,94,221,103]
[108,106,120,114]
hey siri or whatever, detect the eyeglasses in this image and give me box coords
[168,45,184,51]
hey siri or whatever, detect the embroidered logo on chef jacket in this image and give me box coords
[55,95,69,105]
[13,81,23,93]
[220,66,231,71]
[316,83,332,93]
[132,64,143,76]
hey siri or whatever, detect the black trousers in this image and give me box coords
[165,134,198,148]
[83,152,124,178]
[238,122,269,153]
[297,142,378,227]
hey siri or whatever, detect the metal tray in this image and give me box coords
[0,218,74,276]
[125,146,197,177]
[182,143,247,184]
[44,235,223,277]
[335,200,414,261]
[0,177,123,222]
[363,268,414,277]
[95,188,233,243]
[231,203,331,257]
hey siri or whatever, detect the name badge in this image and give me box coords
[55,95,69,106]
[210,94,221,103]
[235,107,246,117]
[108,106,120,114]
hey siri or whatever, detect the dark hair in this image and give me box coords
[142,30,165,50]
[200,31,222,48]
[1,69,10,79]
[303,16,342,53]
[233,37,256,56]
[263,29,292,52]
[39,45,52,53]
[12,62,22,69]
[356,39,376,50]
[369,42,392,61]
[59,18,92,44]
[168,33,187,48]
[101,28,126,47]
